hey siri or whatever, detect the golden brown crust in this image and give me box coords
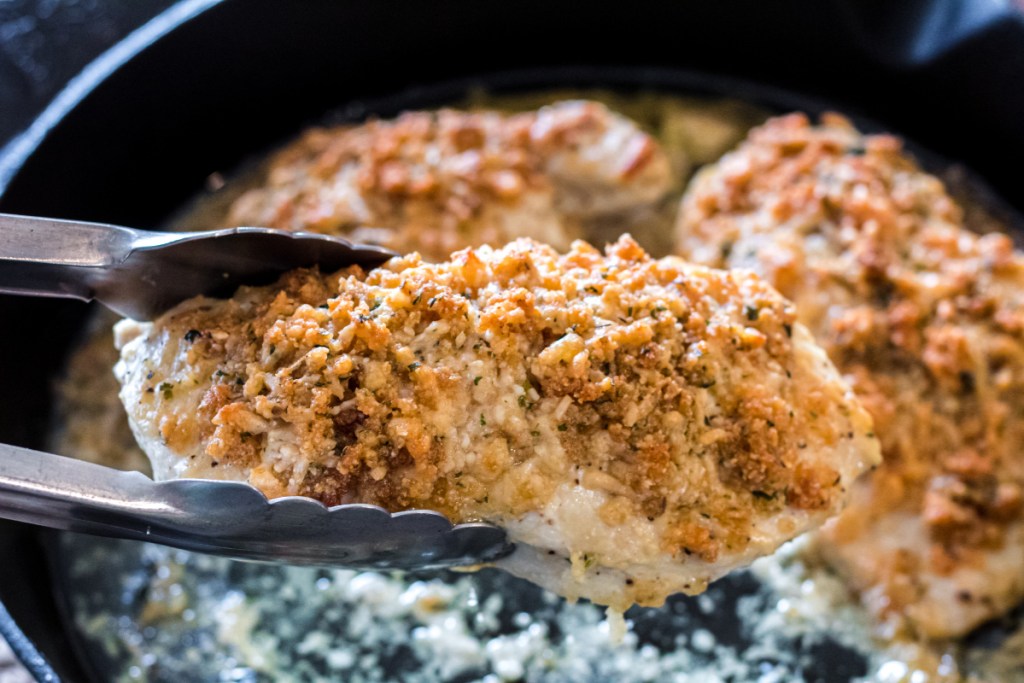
[117,236,875,573]
[226,101,672,260]
[677,112,1024,633]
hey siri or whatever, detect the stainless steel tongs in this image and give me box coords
[0,212,395,319]
[0,213,512,569]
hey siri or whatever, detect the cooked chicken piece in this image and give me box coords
[114,236,877,608]
[225,101,673,261]
[55,101,672,477]
[676,112,1024,638]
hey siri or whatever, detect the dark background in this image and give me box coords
[4,0,1024,153]
[0,0,173,148]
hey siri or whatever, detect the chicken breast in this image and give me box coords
[676,113,1024,638]
[114,236,878,609]
[225,101,673,261]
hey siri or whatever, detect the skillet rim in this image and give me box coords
[0,0,223,198]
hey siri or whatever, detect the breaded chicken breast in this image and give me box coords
[676,113,1024,638]
[114,236,878,609]
[226,101,673,261]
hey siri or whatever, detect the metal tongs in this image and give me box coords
[0,213,512,569]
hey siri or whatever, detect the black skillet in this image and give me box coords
[2,1,1024,680]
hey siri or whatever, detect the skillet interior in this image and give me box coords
[29,68,1024,683]
[2,1,1024,679]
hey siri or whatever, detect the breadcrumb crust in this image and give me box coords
[116,236,877,607]
[677,113,1024,637]
[226,101,673,261]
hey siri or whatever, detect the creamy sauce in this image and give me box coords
[62,534,874,683]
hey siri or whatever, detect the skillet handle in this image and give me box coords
[0,213,138,304]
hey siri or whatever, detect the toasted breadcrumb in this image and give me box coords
[116,236,877,608]
[226,101,673,261]
[677,112,1024,638]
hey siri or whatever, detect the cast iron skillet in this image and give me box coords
[2,1,1024,680]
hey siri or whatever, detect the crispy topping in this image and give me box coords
[117,236,876,606]
[678,112,1024,635]
[226,101,673,260]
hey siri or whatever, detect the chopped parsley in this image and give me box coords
[158,382,174,400]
